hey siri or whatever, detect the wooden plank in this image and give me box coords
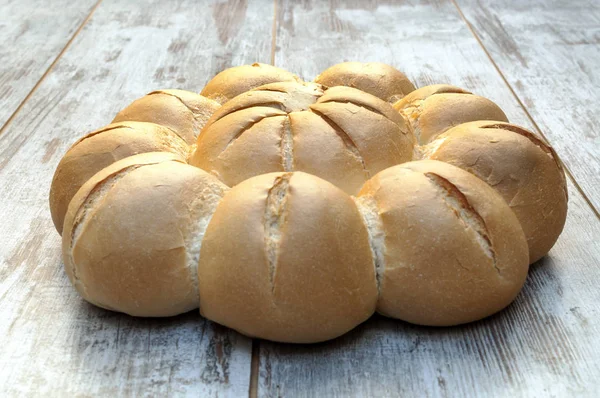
[260,0,600,396]
[454,0,600,213]
[0,0,99,129]
[0,0,276,395]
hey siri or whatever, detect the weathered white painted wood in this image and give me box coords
[455,0,600,213]
[0,0,275,395]
[0,0,98,129]
[260,1,600,396]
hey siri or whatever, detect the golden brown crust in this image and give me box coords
[112,89,220,144]
[393,84,508,145]
[424,121,568,263]
[358,160,529,326]
[49,121,189,235]
[200,63,301,104]
[197,172,377,343]
[315,62,416,102]
[190,82,413,194]
[62,152,228,317]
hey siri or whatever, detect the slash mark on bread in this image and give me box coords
[149,90,198,114]
[310,109,370,179]
[253,87,290,94]
[318,99,390,120]
[209,102,286,125]
[353,195,385,295]
[220,114,285,155]
[281,116,294,172]
[70,165,144,293]
[425,172,499,273]
[481,123,568,200]
[71,123,135,147]
[264,173,292,293]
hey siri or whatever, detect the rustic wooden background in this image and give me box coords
[1,0,599,396]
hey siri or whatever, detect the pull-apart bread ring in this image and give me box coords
[190,81,413,194]
[50,62,568,344]
[314,61,416,102]
[394,84,508,145]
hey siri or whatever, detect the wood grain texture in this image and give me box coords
[0,0,99,129]
[260,0,600,396]
[0,0,275,395]
[455,0,600,213]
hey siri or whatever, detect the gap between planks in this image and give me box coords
[249,339,260,398]
[0,0,103,139]
[270,0,279,66]
[249,2,279,395]
[248,2,279,395]
[450,0,600,220]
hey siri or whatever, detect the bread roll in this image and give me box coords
[315,62,416,102]
[198,172,377,343]
[112,89,220,144]
[190,81,413,194]
[393,85,508,144]
[200,63,301,104]
[49,121,189,235]
[423,121,568,263]
[357,160,529,326]
[62,152,228,317]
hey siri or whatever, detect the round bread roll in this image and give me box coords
[112,89,220,144]
[393,84,508,145]
[49,121,189,235]
[200,63,301,104]
[190,81,413,194]
[356,160,529,326]
[315,61,416,102]
[62,152,228,317]
[198,171,377,343]
[422,121,568,263]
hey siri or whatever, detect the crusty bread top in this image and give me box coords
[315,62,416,102]
[191,81,413,193]
[113,89,220,144]
[198,171,376,343]
[358,160,529,326]
[62,152,228,317]
[62,152,185,301]
[393,84,508,145]
[424,120,568,263]
[200,63,301,104]
[49,121,189,235]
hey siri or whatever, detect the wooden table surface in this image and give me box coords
[1,0,599,396]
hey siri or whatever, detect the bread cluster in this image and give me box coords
[50,62,568,343]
